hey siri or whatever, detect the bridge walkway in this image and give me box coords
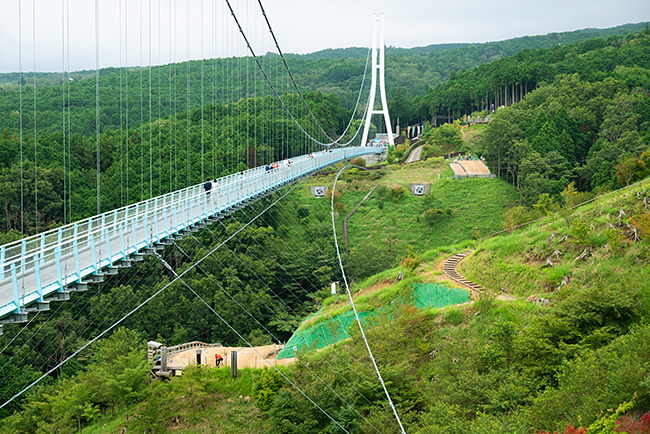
[0,147,381,331]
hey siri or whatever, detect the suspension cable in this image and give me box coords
[331,165,407,434]
[223,0,336,147]
[155,251,351,433]
[0,173,301,410]
[95,0,100,214]
[33,0,38,233]
[172,238,385,433]
[19,0,23,235]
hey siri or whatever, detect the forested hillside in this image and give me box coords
[2,22,650,434]
[401,28,650,213]
[0,23,644,136]
[0,91,352,236]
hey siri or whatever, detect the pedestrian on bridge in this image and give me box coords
[204,179,212,195]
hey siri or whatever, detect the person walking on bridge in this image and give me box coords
[204,178,212,195]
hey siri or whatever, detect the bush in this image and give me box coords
[253,368,285,411]
[444,308,465,325]
[388,186,406,202]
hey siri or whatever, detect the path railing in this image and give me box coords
[0,147,381,324]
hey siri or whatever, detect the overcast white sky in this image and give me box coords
[1,0,649,73]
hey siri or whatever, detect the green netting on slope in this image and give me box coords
[277,283,469,359]
[412,283,470,309]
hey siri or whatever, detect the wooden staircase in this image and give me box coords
[442,250,484,293]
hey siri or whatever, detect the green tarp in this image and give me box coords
[277,283,469,359]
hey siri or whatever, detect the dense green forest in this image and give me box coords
[0,90,354,236]
[0,22,644,137]
[406,28,650,213]
[2,23,650,434]
[1,24,649,238]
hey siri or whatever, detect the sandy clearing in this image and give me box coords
[449,162,468,176]
[167,344,296,369]
[459,161,490,175]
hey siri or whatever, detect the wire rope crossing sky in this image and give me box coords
[0,0,409,431]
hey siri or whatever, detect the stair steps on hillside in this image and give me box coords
[442,250,484,292]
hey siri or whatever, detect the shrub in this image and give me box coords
[375,184,389,199]
[444,308,464,325]
[253,368,286,411]
[388,186,406,202]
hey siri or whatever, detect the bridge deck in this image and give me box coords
[0,147,381,325]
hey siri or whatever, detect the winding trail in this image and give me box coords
[442,250,484,293]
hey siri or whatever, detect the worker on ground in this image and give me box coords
[215,353,223,367]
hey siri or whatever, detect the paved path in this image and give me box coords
[168,344,295,369]
[405,145,424,163]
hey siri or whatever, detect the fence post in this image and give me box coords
[55,247,63,289]
[231,350,237,378]
[34,254,42,301]
[73,238,80,282]
[89,234,97,273]
[10,264,19,313]
[104,229,112,266]
[21,239,26,275]
[39,234,45,265]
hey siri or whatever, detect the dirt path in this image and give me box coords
[405,145,424,163]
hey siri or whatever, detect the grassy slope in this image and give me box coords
[304,158,519,256]
[463,178,650,300]
[11,163,649,434]
[285,178,650,434]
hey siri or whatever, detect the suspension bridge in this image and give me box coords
[0,2,407,432]
[0,147,380,329]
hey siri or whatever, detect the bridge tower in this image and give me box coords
[361,15,394,147]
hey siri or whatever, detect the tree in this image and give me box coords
[502,206,530,233]
[400,245,422,276]
[533,193,559,216]
[254,368,286,411]
[616,155,645,186]
[481,111,524,179]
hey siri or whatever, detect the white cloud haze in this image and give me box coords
[1,0,649,72]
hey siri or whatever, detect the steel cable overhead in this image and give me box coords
[1,2,400,429]
[255,0,372,147]
[0,253,166,397]
[154,252,353,434]
[224,0,371,148]
[170,238,387,434]
[0,174,304,410]
[331,165,408,434]
[187,222,399,430]
[231,191,387,379]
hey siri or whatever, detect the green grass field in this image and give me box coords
[285,159,518,281]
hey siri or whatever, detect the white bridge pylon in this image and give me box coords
[361,14,394,148]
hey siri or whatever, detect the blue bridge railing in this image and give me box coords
[0,147,382,325]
